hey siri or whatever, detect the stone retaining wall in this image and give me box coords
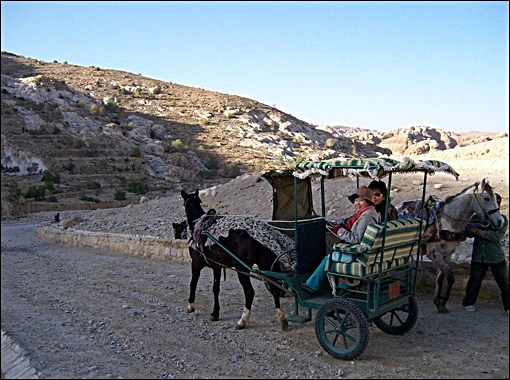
[35,226,189,262]
[35,226,504,302]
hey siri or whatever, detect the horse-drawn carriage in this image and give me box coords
[182,156,503,360]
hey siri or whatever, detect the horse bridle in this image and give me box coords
[440,183,498,224]
[474,189,500,219]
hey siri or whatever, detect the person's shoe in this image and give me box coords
[300,281,317,294]
[463,305,476,312]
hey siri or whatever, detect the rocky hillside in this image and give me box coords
[330,125,507,155]
[1,51,507,216]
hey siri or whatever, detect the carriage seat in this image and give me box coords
[325,218,424,278]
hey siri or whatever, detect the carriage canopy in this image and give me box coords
[263,157,460,221]
[292,157,460,181]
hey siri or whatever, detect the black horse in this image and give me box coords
[181,189,289,331]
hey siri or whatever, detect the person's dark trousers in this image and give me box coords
[462,260,509,311]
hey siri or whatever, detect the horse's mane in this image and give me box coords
[444,182,479,204]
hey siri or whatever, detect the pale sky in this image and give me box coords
[1,1,508,133]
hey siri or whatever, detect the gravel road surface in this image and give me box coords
[1,221,508,379]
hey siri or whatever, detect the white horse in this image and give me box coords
[425,178,504,313]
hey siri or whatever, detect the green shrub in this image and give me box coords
[171,139,186,151]
[104,100,119,112]
[223,162,241,178]
[130,147,142,157]
[63,161,75,172]
[41,170,61,184]
[325,138,337,149]
[114,190,126,200]
[291,135,303,144]
[25,186,46,201]
[89,103,100,115]
[128,180,148,195]
[122,122,133,131]
[86,181,101,190]
[295,154,308,163]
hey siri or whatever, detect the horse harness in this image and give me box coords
[187,214,295,296]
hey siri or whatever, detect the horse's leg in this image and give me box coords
[441,266,455,309]
[428,244,453,314]
[267,282,289,331]
[210,266,222,321]
[235,270,255,330]
[187,250,203,314]
[434,269,447,313]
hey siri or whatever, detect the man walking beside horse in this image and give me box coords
[462,193,509,316]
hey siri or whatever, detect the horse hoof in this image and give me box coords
[435,304,449,314]
[235,323,245,330]
[210,315,219,321]
[281,319,289,332]
[187,307,195,314]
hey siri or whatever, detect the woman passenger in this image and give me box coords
[301,186,379,293]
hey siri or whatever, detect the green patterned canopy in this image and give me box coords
[293,157,459,180]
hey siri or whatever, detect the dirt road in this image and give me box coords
[1,222,508,379]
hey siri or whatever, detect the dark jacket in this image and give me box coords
[469,215,508,264]
[375,202,398,221]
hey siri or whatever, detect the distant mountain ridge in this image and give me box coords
[1,51,507,214]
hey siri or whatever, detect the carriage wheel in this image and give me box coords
[314,298,369,360]
[373,297,418,335]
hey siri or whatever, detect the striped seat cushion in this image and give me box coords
[326,255,414,277]
[327,218,423,276]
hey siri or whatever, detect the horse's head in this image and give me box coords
[473,178,505,229]
[181,189,206,229]
[172,220,188,240]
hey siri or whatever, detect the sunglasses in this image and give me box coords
[373,193,383,197]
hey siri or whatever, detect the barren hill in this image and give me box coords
[1,51,508,217]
